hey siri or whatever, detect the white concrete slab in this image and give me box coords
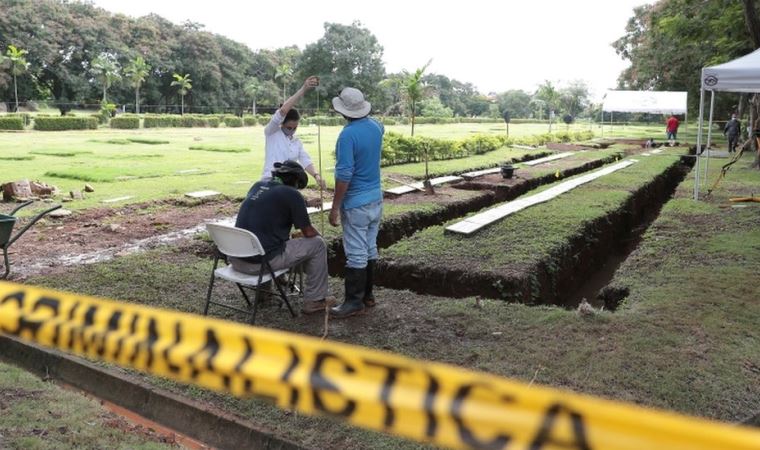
[384,175,463,196]
[522,152,575,166]
[306,201,333,214]
[446,160,637,235]
[176,169,202,174]
[102,196,133,203]
[461,167,501,179]
[185,190,221,199]
[651,149,664,154]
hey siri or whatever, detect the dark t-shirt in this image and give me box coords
[235,180,310,261]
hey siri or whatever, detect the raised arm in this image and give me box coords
[279,76,319,117]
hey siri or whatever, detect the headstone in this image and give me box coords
[84,184,95,192]
[102,196,133,204]
[2,180,33,201]
[185,190,221,199]
[49,209,72,218]
[70,190,84,200]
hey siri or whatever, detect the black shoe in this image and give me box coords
[364,260,376,307]
[332,267,367,319]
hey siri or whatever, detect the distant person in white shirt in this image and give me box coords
[260,76,326,189]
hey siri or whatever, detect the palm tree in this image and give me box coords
[274,64,293,102]
[90,53,121,103]
[244,77,261,116]
[171,73,192,115]
[404,60,432,137]
[124,56,151,114]
[5,45,29,112]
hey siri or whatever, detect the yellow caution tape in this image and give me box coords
[1,281,759,450]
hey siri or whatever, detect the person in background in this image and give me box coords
[328,87,384,319]
[724,113,741,153]
[232,160,335,315]
[261,76,326,189]
[666,114,680,147]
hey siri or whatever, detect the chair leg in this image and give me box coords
[249,268,266,325]
[236,283,253,307]
[203,256,220,316]
[267,262,296,318]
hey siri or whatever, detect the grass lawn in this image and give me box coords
[381,149,687,286]
[0,361,174,450]
[22,149,760,449]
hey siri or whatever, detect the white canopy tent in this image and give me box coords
[695,48,760,199]
[601,90,688,138]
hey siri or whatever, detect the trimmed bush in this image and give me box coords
[243,116,259,126]
[6,113,31,126]
[221,115,243,127]
[33,116,98,131]
[143,114,220,128]
[110,115,140,129]
[381,129,594,167]
[0,116,25,130]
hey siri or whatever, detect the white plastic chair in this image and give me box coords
[204,223,296,324]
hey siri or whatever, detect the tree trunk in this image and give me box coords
[181,95,184,115]
[103,85,107,103]
[253,97,257,116]
[135,86,140,114]
[411,100,416,137]
[752,94,760,168]
[742,0,760,48]
[13,73,18,112]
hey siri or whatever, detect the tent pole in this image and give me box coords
[704,90,715,187]
[694,87,705,200]
[600,107,603,138]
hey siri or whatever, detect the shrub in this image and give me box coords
[143,114,219,128]
[144,114,181,128]
[221,115,243,127]
[33,116,98,131]
[110,115,140,129]
[242,115,259,126]
[6,113,31,126]
[0,116,25,130]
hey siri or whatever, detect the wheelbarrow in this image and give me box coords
[1,200,62,279]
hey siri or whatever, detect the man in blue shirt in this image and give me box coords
[329,87,384,318]
[232,160,335,315]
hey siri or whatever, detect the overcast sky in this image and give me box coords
[91,0,650,100]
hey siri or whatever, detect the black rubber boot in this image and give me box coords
[331,267,367,319]
[363,260,376,307]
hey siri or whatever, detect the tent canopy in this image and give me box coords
[702,48,760,93]
[603,90,688,114]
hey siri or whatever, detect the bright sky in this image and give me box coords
[92,0,650,99]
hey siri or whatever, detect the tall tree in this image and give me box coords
[405,60,432,137]
[496,90,532,119]
[559,80,590,118]
[244,77,261,115]
[274,64,293,102]
[297,22,386,107]
[90,52,121,102]
[534,80,561,119]
[5,45,29,112]
[171,73,192,114]
[124,56,150,114]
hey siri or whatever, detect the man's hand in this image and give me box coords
[314,173,327,190]
[303,76,319,92]
[329,209,340,227]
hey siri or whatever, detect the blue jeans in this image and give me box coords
[341,200,383,269]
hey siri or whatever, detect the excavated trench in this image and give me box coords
[325,153,622,275]
[369,155,694,309]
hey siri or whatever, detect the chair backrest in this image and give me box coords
[206,223,266,258]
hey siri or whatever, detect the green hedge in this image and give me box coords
[243,116,259,126]
[0,116,25,130]
[33,116,98,131]
[380,130,595,166]
[143,114,220,128]
[0,116,24,130]
[6,113,31,126]
[110,115,140,129]
[220,115,243,127]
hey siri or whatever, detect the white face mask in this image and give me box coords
[282,126,296,137]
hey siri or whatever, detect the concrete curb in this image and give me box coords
[0,335,308,450]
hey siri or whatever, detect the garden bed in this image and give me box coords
[376,149,692,306]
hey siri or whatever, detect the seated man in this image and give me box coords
[230,160,335,314]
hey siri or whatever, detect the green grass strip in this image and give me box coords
[188,145,250,153]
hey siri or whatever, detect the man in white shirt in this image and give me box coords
[260,76,326,189]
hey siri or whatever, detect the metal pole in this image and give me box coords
[704,90,715,187]
[600,107,604,138]
[316,88,325,233]
[694,87,705,200]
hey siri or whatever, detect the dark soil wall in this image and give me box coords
[373,156,694,307]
